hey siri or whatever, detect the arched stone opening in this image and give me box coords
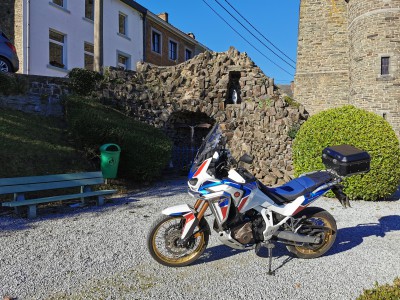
[165,110,214,147]
[165,110,214,171]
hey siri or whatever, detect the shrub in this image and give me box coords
[283,95,300,108]
[258,97,272,109]
[293,105,400,200]
[0,73,28,95]
[0,72,14,95]
[357,278,400,300]
[68,68,103,96]
[12,75,29,94]
[288,123,301,139]
[65,96,172,182]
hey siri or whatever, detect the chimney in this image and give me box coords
[187,32,196,40]
[157,12,168,23]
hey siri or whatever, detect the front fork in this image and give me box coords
[179,199,209,243]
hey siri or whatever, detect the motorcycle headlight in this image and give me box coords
[189,178,198,186]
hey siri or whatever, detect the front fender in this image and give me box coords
[162,204,193,216]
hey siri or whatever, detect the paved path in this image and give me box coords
[1,178,399,299]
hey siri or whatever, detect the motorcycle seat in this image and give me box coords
[261,171,333,204]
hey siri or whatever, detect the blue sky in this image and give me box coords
[136,0,300,84]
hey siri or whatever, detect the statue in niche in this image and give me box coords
[232,89,238,104]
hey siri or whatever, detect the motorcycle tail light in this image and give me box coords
[5,42,16,54]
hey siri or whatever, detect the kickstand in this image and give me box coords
[266,242,275,276]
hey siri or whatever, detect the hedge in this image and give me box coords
[68,68,103,96]
[293,105,400,200]
[357,278,400,300]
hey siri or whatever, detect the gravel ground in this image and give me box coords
[1,178,399,300]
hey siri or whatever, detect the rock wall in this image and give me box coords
[0,74,68,116]
[100,47,308,185]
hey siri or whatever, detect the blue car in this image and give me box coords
[0,31,19,73]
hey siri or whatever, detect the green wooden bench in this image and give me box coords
[0,171,116,219]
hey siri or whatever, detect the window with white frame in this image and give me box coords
[85,0,94,20]
[84,42,94,70]
[152,30,161,54]
[119,13,127,35]
[169,40,177,61]
[381,56,390,75]
[49,29,65,68]
[52,0,64,7]
[117,53,129,70]
[185,49,192,61]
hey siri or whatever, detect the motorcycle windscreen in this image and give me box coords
[188,123,222,178]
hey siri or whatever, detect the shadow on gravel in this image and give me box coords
[131,180,187,199]
[194,242,294,272]
[194,245,248,265]
[0,195,142,232]
[192,216,400,271]
[0,179,188,232]
[328,215,400,256]
[0,178,189,227]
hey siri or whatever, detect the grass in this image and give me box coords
[65,96,172,182]
[0,107,94,178]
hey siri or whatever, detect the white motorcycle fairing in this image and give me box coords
[162,204,193,216]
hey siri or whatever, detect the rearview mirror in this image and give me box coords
[239,153,254,164]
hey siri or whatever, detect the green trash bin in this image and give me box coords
[100,143,121,179]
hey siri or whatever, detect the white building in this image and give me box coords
[17,0,146,77]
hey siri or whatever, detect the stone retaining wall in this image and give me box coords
[100,47,308,185]
[0,74,68,116]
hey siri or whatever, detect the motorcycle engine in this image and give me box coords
[231,216,265,245]
[232,222,254,244]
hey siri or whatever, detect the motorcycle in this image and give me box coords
[147,123,370,273]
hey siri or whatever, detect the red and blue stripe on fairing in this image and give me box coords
[292,188,331,215]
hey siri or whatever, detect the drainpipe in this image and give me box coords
[142,13,146,63]
[94,0,103,73]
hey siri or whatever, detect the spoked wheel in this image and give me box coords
[287,208,337,259]
[147,215,210,267]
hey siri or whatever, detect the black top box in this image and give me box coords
[322,145,371,176]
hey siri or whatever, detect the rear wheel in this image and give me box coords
[0,57,12,73]
[147,215,210,267]
[286,208,337,259]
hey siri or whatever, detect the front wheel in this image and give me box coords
[286,207,337,259]
[147,215,210,267]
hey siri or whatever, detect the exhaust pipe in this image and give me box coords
[274,231,321,244]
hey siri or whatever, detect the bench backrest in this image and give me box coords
[0,171,105,195]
